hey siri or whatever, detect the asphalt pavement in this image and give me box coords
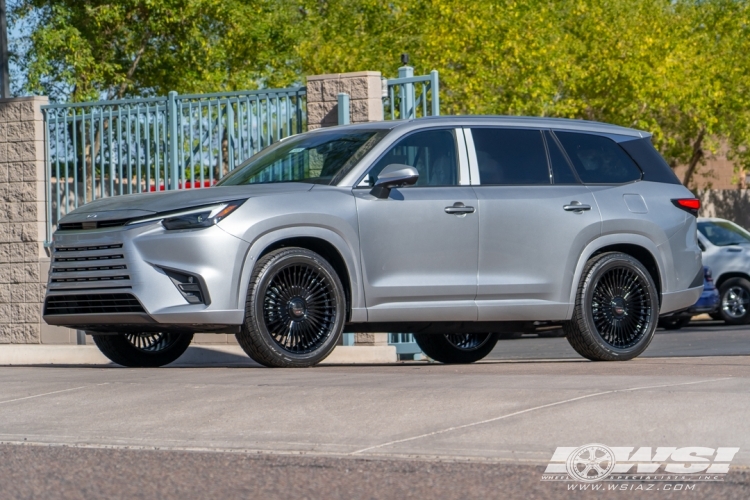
[1,321,749,499]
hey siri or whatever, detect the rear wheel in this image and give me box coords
[92,332,193,367]
[565,252,659,361]
[718,278,750,325]
[414,333,498,364]
[658,316,691,330]
[236,247,346,368]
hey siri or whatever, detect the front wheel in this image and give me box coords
[565,252,659,361]
[236,247,346,368]
[718,278,750,325]
[414,333,498,364]
[92,332,193,367]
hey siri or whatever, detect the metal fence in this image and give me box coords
[42,68,440,244]
[42,87,306,243]
[383,68,440,120]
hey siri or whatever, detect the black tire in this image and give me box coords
[564,252,659,361]
[537,328,566,338]
[717,277,750,325]
[236,247,346,368]
[414,333,498,364]
[92,332,193,367]
[496,332,523,340]
[658,316,691,330]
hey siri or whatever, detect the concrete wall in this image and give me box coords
[698,189,750,229]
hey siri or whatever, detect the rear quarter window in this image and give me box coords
[618,137,681,184]
[555,131,642,184]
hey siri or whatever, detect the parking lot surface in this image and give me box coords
[1,323,749,499]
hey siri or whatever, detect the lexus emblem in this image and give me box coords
[86,214,98,219]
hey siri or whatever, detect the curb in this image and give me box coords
[0,345,398,366]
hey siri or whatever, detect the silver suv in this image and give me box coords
[44,117,703,367]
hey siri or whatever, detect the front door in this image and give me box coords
[355,128,479,322]
[467,127,602,321]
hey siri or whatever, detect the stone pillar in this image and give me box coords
[0,96,59,344]
[354,332,389,347]
[306,71,384,129]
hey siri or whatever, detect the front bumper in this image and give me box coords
[43,221,249,332]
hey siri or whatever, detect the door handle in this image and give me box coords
[445,202,475,215]
[563,201,591,213]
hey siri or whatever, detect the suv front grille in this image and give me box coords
[44,293,145,315]
[50,243,132,290]
[58,220,130,230]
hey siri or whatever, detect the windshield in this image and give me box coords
[698,221,750,246]
[217,129,387,186]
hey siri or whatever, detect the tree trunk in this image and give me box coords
[682,128,706,188]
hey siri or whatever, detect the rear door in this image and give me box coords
[467,128,601,321]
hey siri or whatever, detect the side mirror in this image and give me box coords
[370,164,419,199]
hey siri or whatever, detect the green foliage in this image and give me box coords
[11,0,750,183]
[13,0,300,101]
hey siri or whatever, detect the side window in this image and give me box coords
[555,131,642,184]
[543,131,579,184]
[365,129,458,187]
[471,128,550,185]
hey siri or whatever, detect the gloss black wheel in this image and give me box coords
[237,247,345,367]
[591,267,652,348]
[565,252,659,361]
[263,262,337,354]
[92,332,193,367]
[414,333,498,364]
[123,333,181,352]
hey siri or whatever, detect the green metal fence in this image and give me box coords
[42,69,440,244]
[42,87,306,243]
[383,68,440,120]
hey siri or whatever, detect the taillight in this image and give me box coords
[671,198,700,216]
[704,267,713,283]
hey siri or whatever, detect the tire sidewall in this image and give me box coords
[247,250,346,366]
[415,333,498,364]
[579,254,659,360]
[93,333,193,367]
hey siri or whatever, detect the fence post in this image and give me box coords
[167,91,178,190]
[398,65,414,119]
[430,70,440,116]
[337,93,350,125]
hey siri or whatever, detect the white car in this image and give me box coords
[697,218,750,324]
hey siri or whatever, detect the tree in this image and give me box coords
[10,0,750,186]
[12,0,300,102]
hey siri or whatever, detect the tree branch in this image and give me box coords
[108,32,151,100]
[682,127,707,188]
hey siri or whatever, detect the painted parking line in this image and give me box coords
[350,377,732,455]
[0,383,109,406]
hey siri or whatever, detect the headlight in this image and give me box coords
[127,200,245,230]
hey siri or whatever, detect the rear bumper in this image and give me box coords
[660,285,703,315]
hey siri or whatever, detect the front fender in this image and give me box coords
[234,225,365,321]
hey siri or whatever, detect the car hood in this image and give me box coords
[57,184,314,225]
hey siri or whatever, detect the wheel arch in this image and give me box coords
[715,272,750,290]
[237,227,363,322]
[591,244,662,298]
[567,235,666,318]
